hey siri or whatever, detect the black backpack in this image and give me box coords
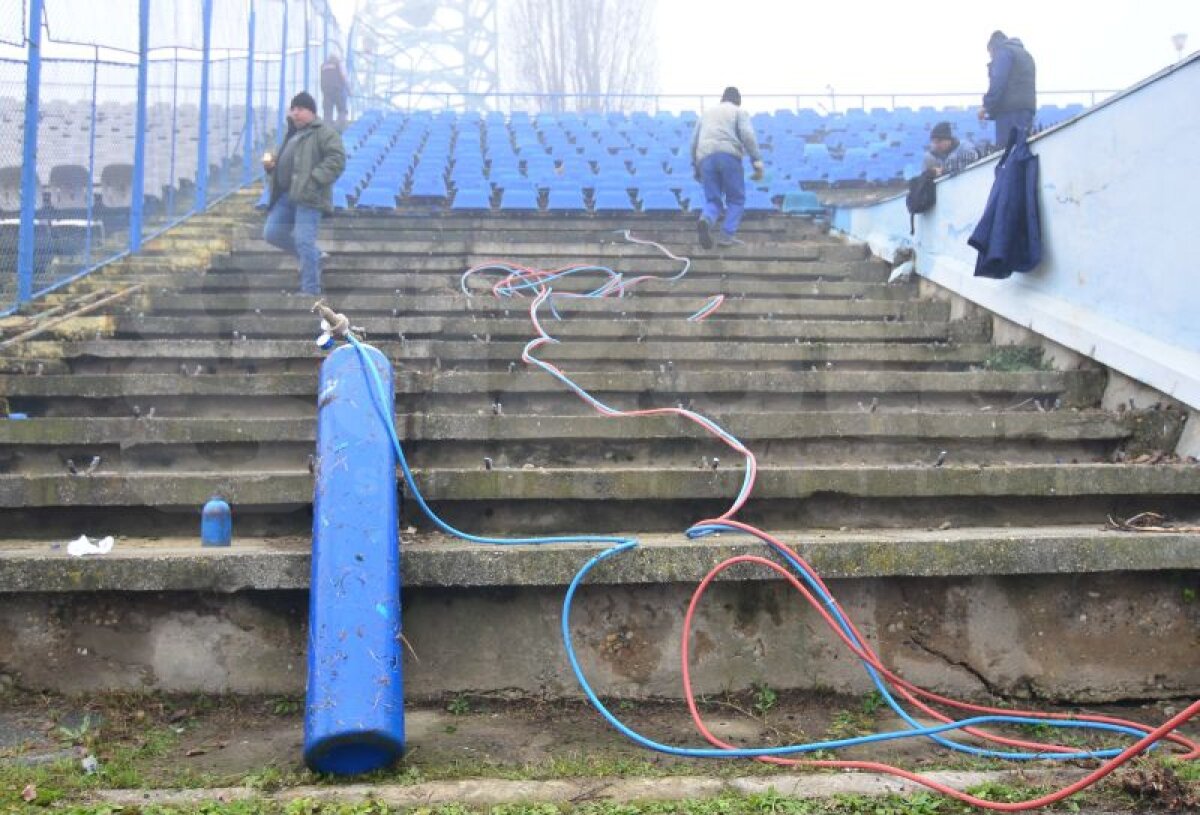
[905,171,936,234]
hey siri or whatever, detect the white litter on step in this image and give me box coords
[888,260,915,284]
[66,535,115,557]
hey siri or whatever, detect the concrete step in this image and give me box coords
[52,315,983,344]
[205,254,891,283]
[3,525,1196,593]
[0,411,1133,473]
[144,292,950,321]
[0,370,1102,417]
[4,339,1009,374]
[2,464,1196,537]
[227,238,869,264]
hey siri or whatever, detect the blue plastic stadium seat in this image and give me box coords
[639,188,681,213]
[782,191,823,215]
[356,187,397,210]
[743,189,776,211]
[408,176,448,199]
[498,187,540,211]
[546,188,586,211]
[451,187,492,211]
[592,188,635,212]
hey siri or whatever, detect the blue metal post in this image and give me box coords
[16,0,45,305]
[276,0,289,143]
[243,0,257,183]
[323,3,330,61]
[129,0,150,252]
[302,0,310,93]
[167,50,179,217]
[194,0,214,211]
[83,50,99,264]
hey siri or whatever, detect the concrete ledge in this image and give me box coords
[0,411,1130,445]
[2,527,1198,593]
[8,339,1001,365]
[4,464,1199,507]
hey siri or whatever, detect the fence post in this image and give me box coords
[303,0,310,92]
[243,0,257,183]
[16,0,44,305]
[277,0,289,142]
[194,0,214,211]
[128,0,150,253]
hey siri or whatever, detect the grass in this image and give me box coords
[981,345,1052,372]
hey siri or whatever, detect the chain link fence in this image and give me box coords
[0,0,343,314]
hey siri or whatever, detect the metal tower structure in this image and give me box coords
[348,0,498,109]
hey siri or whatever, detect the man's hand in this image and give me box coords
[750,161,764,182]
[977,107,988,122]
[262,151,276,172]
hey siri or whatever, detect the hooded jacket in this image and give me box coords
[983,37,1037,117]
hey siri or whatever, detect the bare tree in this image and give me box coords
[502,0,659,111]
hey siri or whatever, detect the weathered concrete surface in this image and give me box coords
[4,464,1199,507]
[1,567,1195,700]
[2,528,1197,592]
[0,411,1132,446]
[91,770,1046,809]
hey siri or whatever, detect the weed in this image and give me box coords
[269,697,301,716]
[1183,587,1197,604]
[751,683,778,717]
[446,694,471,716]
[858,690,885,715]
[57,714,95,747]
[982,346,1051,372]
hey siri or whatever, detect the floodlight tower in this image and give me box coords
[349,0,499,109]
[1172,33,1188,63]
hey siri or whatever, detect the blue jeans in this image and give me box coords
[263,192,323,294]
[699,152,746,238]
[994,109,1034,150]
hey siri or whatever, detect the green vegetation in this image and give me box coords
[981,346,1052,372]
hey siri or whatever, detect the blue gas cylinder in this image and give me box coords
[304,342,405,775]
[200,496,232,547]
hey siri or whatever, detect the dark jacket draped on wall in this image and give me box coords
[968,132,1042,279]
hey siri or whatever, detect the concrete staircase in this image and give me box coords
[1,189,1197,701]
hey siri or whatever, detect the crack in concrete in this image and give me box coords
[907,636,1000,696]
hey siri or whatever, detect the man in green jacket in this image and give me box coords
[262,92,346,295]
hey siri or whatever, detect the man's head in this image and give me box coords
[929,121,955,152]
[721,86,741,106]
[987,30,1007,54]
[289,91,317,126]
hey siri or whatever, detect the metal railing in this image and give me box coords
[348,89,1120,116]
[1,0,342,315]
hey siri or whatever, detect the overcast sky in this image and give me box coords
[335,0,1197,103]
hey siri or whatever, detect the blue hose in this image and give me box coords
[343,333,1156,762]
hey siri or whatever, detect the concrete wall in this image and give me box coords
[833,54,1200,411]
[3,573,1197,703]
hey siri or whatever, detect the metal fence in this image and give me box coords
[0,0,342,315]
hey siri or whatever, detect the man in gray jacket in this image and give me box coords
[690,86,764,248]
[262,91,346,295]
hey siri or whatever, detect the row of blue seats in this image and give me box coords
[341,185,824,215]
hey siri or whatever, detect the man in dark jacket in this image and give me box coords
[262,91,346,295]
[978,31,1037,150]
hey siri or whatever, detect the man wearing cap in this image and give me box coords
[922,121,979,177]
[262,91,346,295]
[690,86,764,249]
[979,31,1037,149]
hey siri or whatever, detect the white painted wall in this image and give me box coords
[833,54,1200,410]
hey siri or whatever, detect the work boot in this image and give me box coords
[696,217,713,249]
[715,232,743,247]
